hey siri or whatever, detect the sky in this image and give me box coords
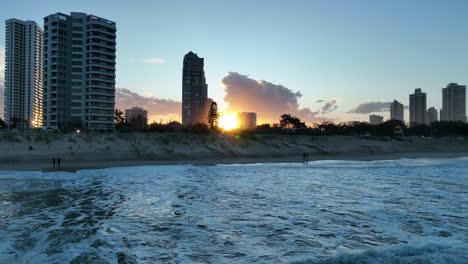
[1,0,468,123]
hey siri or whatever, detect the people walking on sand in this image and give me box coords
[52,158,56,168]
[57,158,61,168]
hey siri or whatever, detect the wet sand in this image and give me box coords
[1,151,467,172]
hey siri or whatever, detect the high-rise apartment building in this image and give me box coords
[390,100,404,122]
[4,19,43,128]
[426,107,438,124]
[43,12,116,130]
[182,51,208,126]
[441,83,466,122]
[237,112,257,129]
[125,107,147,122]
[369,114,384,125]
[125,107,148,131]
[409,88,427,126]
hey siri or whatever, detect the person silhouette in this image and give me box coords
[57,158,61,168]
[52,158,56,168]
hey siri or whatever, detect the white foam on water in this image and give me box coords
[0,157,467,263]
[292,240,468,264]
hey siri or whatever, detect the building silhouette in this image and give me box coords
[43,12,116,131]
[441,83,466,122]
[237,112,257,129]
[4,19,43,128]
[409,88,427,126]
[369,114,383,125]
[426,107,438,124]
[125,107,147,131]
[182,51,208,126]
[390,100,404,122]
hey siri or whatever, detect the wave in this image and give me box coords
[292,242,468,264]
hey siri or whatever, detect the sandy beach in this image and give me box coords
[0,132,467,172]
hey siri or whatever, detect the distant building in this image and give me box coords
[237,112,257,129]
[409,88,427,126]
[43,12,116,131]
[182,51,208,126]
[390,100,404,122]
[4,19,43,128]
[441,83,466,122]
[125,107,147,130]
[369,114,384,125]
[426,107,438,124]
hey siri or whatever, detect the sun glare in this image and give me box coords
[220,113,238,131]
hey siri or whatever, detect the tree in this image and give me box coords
[0,117,6,129]
[128,114,147,131]
[374,120,407,137]
[114,109,130,131]
[207,101,219,129]
[406,124,430,136]
[279,114,307,129]
[191,123,211,134]
[114,109,125,124]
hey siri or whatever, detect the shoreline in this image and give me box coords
[1,151,467,173]
[1,133,468,173]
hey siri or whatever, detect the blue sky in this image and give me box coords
[1,0,468,121]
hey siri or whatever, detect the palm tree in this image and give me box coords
[207,101,219,129]
[114,109,125,125]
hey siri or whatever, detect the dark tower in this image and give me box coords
[182,51,208,126]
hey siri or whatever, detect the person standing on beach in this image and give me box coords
[52,158,56,168]
[57,158,61,168]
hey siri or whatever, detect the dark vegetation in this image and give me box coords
[0,118,6,129]
[111,111,468,137]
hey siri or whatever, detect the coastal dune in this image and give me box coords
[0,132,467,171]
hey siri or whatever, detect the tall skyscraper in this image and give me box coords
[182,51,208,126]
[43,12,116,131]
[4,19,43,128]
[390,100,404,122]
[441,83,466,122]
[409,88,427,126]
[426,107,438,124]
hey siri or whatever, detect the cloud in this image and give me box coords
[0,86,180,122]
[115,87,181,121]
[222,72,337,123]
[316,100,324,103]
[143,58,165,64]
[348,101,391,114]
[321,99,338,114]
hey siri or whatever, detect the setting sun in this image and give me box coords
[220,113,238,130]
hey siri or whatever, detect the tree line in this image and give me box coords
[113,111,468,137]
[2,111,465,137]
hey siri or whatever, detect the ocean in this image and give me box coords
[0,158,467,263]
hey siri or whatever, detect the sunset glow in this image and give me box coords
[220,113,238,130]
